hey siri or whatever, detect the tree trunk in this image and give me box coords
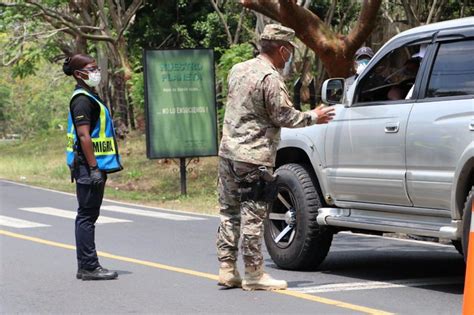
[110,70,129,138]
[241,0,382,78]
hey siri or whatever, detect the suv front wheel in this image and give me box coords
[264,163,333,270]
[461,187,474,261]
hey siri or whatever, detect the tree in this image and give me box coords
[383,0,473,31]
[241,0,383,77]
[0,0,144,136]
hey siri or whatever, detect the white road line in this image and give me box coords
[100,205,205,221]
[18,207,131,224]
[1,180,217,218]
[0,215,51,228]
[290,276,463,293]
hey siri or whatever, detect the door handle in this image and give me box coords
[470,120,474,131]
[385,122,400,133]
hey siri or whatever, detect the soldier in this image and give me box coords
[216,24,335,291]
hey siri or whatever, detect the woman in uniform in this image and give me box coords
[63,54,122,280]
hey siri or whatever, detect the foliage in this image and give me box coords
[129,67,145,116]
[0,7,64,79]
[172,23,198,49]
[0,62,70,137]
[217,43,254,100]
[127,0,213,54]
[310,0,362,34]
[193,1,255,58]
[0,84,11,134]
[215,43,254,132]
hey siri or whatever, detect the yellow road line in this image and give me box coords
[0,229,392,315]
[0,230,217,281]
[277,290,392,315]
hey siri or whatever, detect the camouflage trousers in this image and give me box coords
[216,157,270,267]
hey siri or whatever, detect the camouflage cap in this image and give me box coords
[260,24,297,48]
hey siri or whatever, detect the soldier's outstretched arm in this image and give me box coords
[263,74,328,128]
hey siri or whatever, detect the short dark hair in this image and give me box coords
[63,54,95,76]
[259,39,290,55]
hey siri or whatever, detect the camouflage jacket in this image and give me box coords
[219,55,317,167]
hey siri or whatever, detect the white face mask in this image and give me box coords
[279,47,293,78]
[355,59,369,75]
[79,70,101,87]
[283,52,293,77]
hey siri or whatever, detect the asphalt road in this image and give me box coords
[0,179,466,314]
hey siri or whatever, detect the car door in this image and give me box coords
[325,41,428,206]
[406,37,474,210]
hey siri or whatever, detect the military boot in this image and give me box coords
[218,261,242,288]
[242,265,287,291]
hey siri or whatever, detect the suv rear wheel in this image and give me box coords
[264,163,333,270]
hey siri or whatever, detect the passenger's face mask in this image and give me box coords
[355,58,370,75]
[79,70,101,87]
[279,46,293,78]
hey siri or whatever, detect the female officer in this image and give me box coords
[63,54,122,280]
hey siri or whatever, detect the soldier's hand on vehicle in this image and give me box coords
[314,105,335,124]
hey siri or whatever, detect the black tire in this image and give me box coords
[453,240,463,256]
[264,163,333,270]
[461,187,474,261]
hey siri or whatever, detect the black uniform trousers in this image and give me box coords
[74,162,106,270]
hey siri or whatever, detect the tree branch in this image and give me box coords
[97,0,113,37]
[426,0,438,24]
[433,0,447,23]
[210,0,233,46]
[400,0,420,27]
[382,2,401,35]
[233,7,247,44]
[241,0,281,23]
[324,0,336,25]
[241,0,334,53]
[107,0,122,31]
[117,0,143,41]
[25,0,83,27]
[27,2,115,43]
[345,0,382,56]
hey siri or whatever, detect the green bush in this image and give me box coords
[216,43,254,131]
[130,69,145,118]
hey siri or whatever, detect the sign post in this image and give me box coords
[144,49,217,195]
[180,157,187,195]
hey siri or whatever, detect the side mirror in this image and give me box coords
[321,78,345,105]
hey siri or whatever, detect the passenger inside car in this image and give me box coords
[357,44,425,103]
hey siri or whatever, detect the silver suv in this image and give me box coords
[265,17,474,270]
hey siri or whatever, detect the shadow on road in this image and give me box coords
[265,233,465,295]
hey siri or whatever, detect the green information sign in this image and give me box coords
[144,49,218,159]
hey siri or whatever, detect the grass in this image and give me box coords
[0,130,220,215]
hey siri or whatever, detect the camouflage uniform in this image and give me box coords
[217,25,319,268]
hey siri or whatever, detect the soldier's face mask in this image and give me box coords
[279,46,293,78]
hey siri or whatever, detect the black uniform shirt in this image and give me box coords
[70,86,102,157]
[70,87,101,132]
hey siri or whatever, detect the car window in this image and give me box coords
[426,40,474,98]
[355,44,425,104]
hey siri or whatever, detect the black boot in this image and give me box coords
[77,267,118,280]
